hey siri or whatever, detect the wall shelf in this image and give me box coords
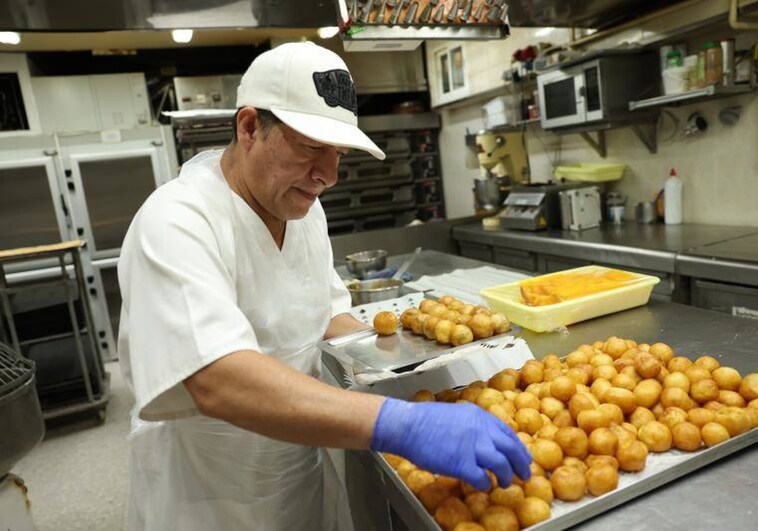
[629,84,755,110]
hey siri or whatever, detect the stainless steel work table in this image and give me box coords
[679,232,758,288]
[452,221,758,273]
[337,251,758,531]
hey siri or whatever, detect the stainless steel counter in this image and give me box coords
[452,221,758,273]
[679,233,758,287]
[341,251,758,531]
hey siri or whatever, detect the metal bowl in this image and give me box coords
[347,278,403,306]
[345,249,388,279]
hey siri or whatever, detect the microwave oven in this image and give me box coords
[537,51,660,130]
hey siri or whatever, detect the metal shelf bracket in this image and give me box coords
[632,122,658,154]
[580,130,607,158]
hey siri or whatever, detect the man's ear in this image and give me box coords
[236,107,260,150]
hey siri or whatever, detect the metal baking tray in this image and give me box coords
[373,427,758,531]
[319,325,521,376]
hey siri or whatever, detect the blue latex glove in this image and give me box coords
[363,266,413,282]
[371,398,532,491]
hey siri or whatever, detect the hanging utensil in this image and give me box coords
[461,0,473,22]
[392,247,422,281]
[447,0,459,22]
[404,0,419,23]
[360,0,376,23]
[487,0,501,22]
[433,1,446,22]
[389,0,407,24]
[419,0,437,23]
[473,0,486,22]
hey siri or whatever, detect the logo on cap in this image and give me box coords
[312,69,357,116]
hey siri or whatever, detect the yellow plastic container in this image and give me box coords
[554,163,626,182]
[480,266,660,333]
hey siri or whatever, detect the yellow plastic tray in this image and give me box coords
[554,163,626,182]
[480,265,660,333]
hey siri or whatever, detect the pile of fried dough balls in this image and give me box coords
[373,296,511,344]
[383,338,758,530]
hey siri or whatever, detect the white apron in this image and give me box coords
[119,151,354,531]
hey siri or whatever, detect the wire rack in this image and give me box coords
[0,343,34,398]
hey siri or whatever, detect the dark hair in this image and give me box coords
[230,108,281,144]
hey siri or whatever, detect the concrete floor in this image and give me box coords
[14,361,132,531]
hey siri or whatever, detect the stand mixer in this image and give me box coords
[473,131,529,213]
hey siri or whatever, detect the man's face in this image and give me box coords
[244,119,347,221]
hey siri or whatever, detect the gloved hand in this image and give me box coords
[371,398,532,491]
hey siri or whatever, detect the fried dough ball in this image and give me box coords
[585,455,619,470]
[524,383,543,397]
[490,485,525,510]
[578,409,611,434]
[668,356,693,374]
[450,324,474,346]
[740,373,758,401]
[745,406,758,428]
[750,398,758,409]
[516,408,543,435]
[591,353,614,367]
[520,361,545,387]
[585,464,619,496]
[406,470,436,494]
[479,505,519,531]
[602,387,637,415]
[651,402,665,418]
[420,483,454,512]
[438,476,464,494]
[531,439,564,471]
[701,422,730,447]
[554,427,590,459]
[429,304,450,319]
[690,379,720,404]
[540,397,565,420]
[538,384,554,400]
[635,353,662,379]
[649,343,674,364]
[419,299,440,314]
[695,355,720,372]
[453,523,486,531]
[542,353,562,369]
[517,432,533,447]
[489,371,518,392]
[400,308,420,329]
[434,319,454,345]
[562,456,589,473]
[715,407,751,436]
[567,350,591,367]
[469,314,495,340]
[550,465,586,501]
[591,379,613,402]
[491,313,512,335]
[442,310,460,323]
[413,389,435,402]
[687,407,716,428]
[620,366,643,385]
[439,295,455,306]
[396,461,417,482]
[616,440,649,472]
[570,393,599,420]
[435,497,473,531]
[423,316,441,340]
[449,300,465,312]
[436,388,461,403]
[464,492,490,520]
[592,365,618,383]
[566,367,590,386]
[589,428,619,456]
[719,390,746,407]
[638,421,672,452]
[550,376,577,402]
[610,424,636,449]
[383,453,403,469]
[515,497,551,528]
[462,471,497,496]
[610,373,636,392]
[631,379,662,409]
[685,366,711,386]
[622,422,638,435]
[598,403,625,426]
[411,312,429,335]
[476,388,505,409]
[460,304,476,316]
[660,387,694,411]
[460,385,483,403]
[603,337,629,359]
[488,404,513,425]
[671,421,702,452]
[522,476,553,503]
[456,314,473,326]
[628,407,655,429]
[658,407,689,430]
[664,372,691,393]
[515,392,541,411]
[712,367,741,391]
[553,410,576,428]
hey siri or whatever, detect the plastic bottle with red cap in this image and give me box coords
[664,168,682,225]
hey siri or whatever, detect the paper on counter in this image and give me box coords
[405,266,531,304]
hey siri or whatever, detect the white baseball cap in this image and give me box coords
[236,41,385,160]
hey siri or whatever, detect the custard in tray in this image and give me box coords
[520,269,640,307]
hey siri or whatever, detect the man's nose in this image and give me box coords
[311,148,341,188]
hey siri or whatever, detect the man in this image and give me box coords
[119,42,530,530]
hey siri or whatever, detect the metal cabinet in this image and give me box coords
[691,279,758,320]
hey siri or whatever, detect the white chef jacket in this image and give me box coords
[118,149,353,531]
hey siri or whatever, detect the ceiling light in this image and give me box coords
[171,29,194,43]
[535,27,555,37]
[0,32,21,45]
[317,26,340,39]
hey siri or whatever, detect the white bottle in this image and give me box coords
[664,168,683,225]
